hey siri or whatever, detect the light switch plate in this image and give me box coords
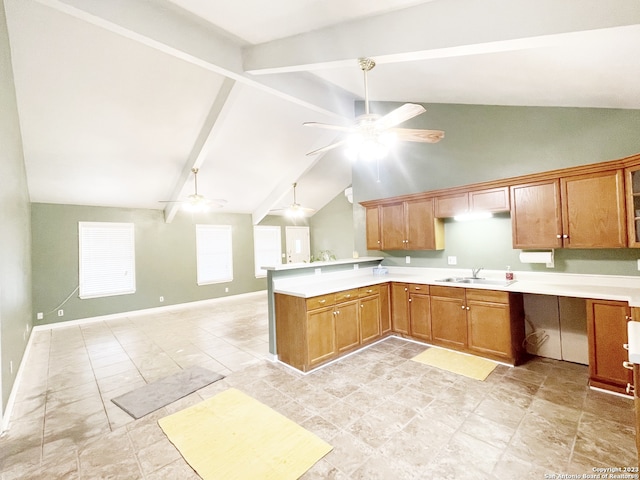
[405,256,410,264]
[448,256,457,265]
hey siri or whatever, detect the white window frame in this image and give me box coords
[196,224,233,285]
[253,226,281,278]
[78,222,136,299]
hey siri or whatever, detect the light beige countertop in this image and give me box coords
[273,265,640,306]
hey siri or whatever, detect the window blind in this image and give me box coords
[78,222,136,299]
[253,226,281,277]
[196,225,233,285]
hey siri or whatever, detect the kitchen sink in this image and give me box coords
[435,277,516,287]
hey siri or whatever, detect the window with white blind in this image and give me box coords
[253,226,281,277]
[78,222,136,299]
[196,225,233,285]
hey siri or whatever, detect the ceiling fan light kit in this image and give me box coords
[159,167,227,212]
[304,57,444,160]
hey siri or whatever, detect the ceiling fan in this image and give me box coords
[270,183,315,218]
[304,57,444,158]
[160,168,227,212]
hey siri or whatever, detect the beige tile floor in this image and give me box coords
[1,291,637,479]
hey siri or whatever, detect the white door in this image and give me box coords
[285,226,310,264]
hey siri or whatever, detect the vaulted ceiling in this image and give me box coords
[4,0,640,223]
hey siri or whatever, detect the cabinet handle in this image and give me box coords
[627,383,635,395]
[336,310,340,315]
[414,287,421,290]
[461,305,465,309]
[626,315,632,321]
[404,288,408,292]
[556,234,562,239]
[563,234,568,239]
[319,299,326,304]
[623,361,634,370]
[345,294,351,298]
[623,343,630,351]
[466,306,470,310]
[360,304,364,308]
[366,289,373,293]
[409,298,412,302]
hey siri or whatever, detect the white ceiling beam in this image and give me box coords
[163,77,236,223]
[243,0,640,74]
[34,0,352,120]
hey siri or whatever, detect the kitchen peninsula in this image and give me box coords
[268,262,640,395]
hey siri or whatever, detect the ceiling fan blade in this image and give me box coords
[376,103,426,129]
[392,128,445,143]
[306,139,349,156]
[303,122,353,132]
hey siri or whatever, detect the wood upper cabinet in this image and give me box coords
[365,206,382,250]
[430,286,467,350]
[586,298,632,394]
[625,164,640,248]
[435,187,510,218]
[379,199,444,250]
[561,170,626,248]
[511,170,626,249]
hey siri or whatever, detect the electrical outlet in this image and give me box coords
[405,256,411,264]
[448,256,457,265]
[353,264,359,270]
[225,287,229,293]
[37,312,43,320]
[159,296,164,302]
[57,309,64,317]
[315,268,321,275]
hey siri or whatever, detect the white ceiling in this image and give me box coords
[4,0,640,222]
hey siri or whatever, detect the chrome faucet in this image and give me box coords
[471,267,483,279]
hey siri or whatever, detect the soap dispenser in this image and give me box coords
[505,266,514,281]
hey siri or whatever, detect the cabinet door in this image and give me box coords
[365,206,381,250]
[409,293,432,341]
[406,198,439,250]
[561,170,626,248]
[379,283,391,334]
[360,296,381,344]
[391,283,409,334]
[380,203,406,250]
[307,307,336,367]
[467,300,512,360]
[470,187,510,212]
[431,294,467,349]
[586,299,632,392]
[335,300,360,353]
[511,180,563,249]
[625,166,640,248]
[435,193,468,218]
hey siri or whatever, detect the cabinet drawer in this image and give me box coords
[430,285,465,299]
[358,285,380,298]
[408,284,429,294]
[306,294,336,310]
[465,289,509,304]
[336,289,359,302]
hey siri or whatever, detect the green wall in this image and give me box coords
[31,204,268,325]
[353,102,640,276]
[0,0,32,416]
[309,190,355,260]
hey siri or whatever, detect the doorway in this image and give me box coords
[285,226,310,264]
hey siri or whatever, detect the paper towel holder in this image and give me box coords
[519,249,555,268]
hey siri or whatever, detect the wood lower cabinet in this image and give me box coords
[306,306,336,367]
[586,298,632,394]
[358,285,382,344]
[429,287,525,364]
[466,289,521,362]
[334,299,359,354]
[430,286,467,350]
[390,283,431,341]
[275,285,387,372]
